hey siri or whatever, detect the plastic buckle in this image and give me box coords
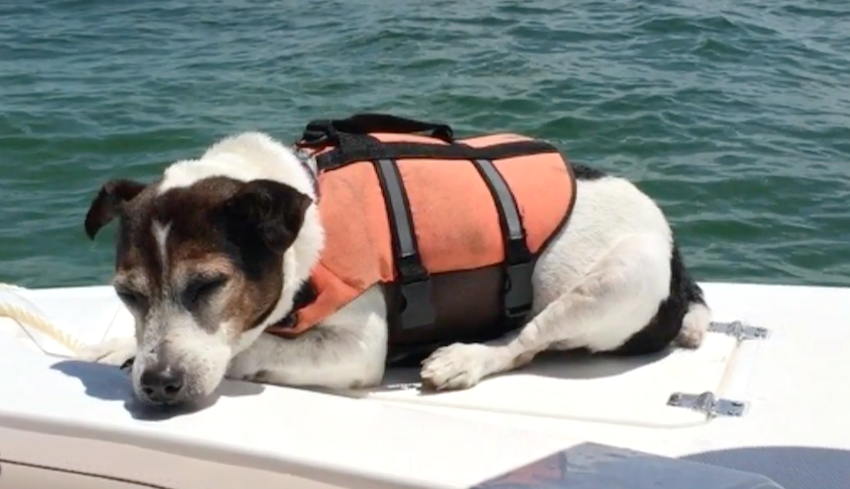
[399,278,436,330]
[504,260,535,319]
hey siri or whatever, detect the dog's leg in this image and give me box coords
[420,233,671,391]
[227,285,389,390]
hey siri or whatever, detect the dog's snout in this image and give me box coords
[139,367,186,405]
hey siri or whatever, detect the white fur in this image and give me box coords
[152,221,171,276]
[80,131,710,394]
[678,303,710,348]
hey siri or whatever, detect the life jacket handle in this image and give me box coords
[297,113,454,147]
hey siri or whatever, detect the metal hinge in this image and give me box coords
[709,320,769,341]
[667,391,747,418]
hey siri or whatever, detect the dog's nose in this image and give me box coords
[139,367,185,404]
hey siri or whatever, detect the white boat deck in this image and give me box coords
[0,281,848,488]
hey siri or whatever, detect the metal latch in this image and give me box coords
[667,391,747,418]
[709,320,769,341]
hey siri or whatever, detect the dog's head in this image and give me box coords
[84,173,312,406]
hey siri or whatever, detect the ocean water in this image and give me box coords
[1,0,848,288]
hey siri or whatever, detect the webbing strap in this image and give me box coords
[469,158,534,320]
[301,113,454,143]
[314,133,559,172]
[372,156,435,330]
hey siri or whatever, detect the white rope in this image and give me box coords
[0,283,87,355]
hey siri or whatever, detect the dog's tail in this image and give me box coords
[676,301,710,348]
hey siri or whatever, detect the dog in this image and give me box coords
[80,129,710,407]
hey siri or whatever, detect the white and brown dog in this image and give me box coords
[80,129,710,407]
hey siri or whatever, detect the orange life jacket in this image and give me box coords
[265,114,577,353]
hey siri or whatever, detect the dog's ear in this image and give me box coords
[84,179,147,240]
[225,179,313,253]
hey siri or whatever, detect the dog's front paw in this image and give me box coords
[420,343,493,391]
[76,336,138,368]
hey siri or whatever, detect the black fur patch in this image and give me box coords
[120,356,135,371]
[611,241,706,356]
[572,163,607,180]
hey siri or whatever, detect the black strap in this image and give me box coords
[300,113,454,147]
[372,155,436,330]
[338,113,455,141]
[315,132,559,172]
[468,158,535,320]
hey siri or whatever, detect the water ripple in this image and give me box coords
[0,0,849,287]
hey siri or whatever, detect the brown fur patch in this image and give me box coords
[85,175,312,336]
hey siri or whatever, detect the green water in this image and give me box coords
[1,1,848,288]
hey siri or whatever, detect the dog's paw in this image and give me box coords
[76,336,138,367]
[420,343,493,391]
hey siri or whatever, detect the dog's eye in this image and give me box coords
[182,275,229,307]
[115,288,146,307]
